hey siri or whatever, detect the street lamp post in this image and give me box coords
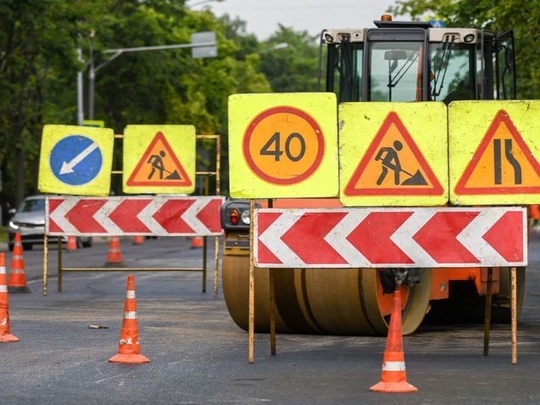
[257,43,289,54]
[188,0,224,8]
[76,1,223,124]
[76,48,85,125]
[84,39,217,121]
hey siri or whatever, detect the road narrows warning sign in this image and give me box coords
[449,101,540,205]
[455,109,540,194]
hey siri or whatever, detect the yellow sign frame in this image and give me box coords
[228,93,338,198]
[123,125,196,194]
[339,102,448,206]
[449,100,540,205]
[38,125,114,196]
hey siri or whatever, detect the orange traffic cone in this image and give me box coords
[66,236,78,251]
[0,253,19,342]
[133,235,144,245]
[191,236,204,249]
[8,233,30,293]
[109,275,150,364]
[370,289,417,393]
[105,237,124,267]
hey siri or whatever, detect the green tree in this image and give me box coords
[0,0,95,208]
[258,26,320,93]
[0,0,273,203]
[68,2,272,195]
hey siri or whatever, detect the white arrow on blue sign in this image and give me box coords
[50,135,103,186]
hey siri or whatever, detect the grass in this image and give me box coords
[0,227,7,243]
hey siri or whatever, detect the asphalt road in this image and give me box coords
[0,235,539,404]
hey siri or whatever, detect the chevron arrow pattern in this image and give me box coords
[46,196,224,236]
[254,207,527,268]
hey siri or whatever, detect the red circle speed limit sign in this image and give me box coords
[243,106,325,185]
[228,93,338,198]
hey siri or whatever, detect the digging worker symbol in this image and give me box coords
[375,141,427,186]
[147,150,181,180]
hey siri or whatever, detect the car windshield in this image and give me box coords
[19,198,45,213]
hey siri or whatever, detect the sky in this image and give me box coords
[194,0,398,40]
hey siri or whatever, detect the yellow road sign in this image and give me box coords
[38,125,114,196]
[83,120,105,128]
[339,102,448,206]
[229,93,338,198]
[123,125,196,194]
[450,101,540,205]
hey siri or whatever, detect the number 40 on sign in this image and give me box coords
[228,93,339,198]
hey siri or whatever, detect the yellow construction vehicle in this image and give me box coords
[221,16,523,335]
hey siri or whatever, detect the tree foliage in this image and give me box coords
[0,0,84,206]
[0,0,291,207]
[258,26,320,93]
[4,0,539,211]
[388,0,540,98]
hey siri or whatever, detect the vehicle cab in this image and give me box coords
[321,16,516,103]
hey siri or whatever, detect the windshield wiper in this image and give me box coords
[340,35,360,101]
[387,51,419,101]
[432,35,456,98]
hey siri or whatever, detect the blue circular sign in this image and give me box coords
[50,135,102,186]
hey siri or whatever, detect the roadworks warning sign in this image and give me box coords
[339,102,448,206]
[123,125,195,194]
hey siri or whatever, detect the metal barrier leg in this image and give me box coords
[58,237,63,292]
[511,267,518,364]
[483,267,493,356]
[202,236,207,293]
[43,235,49,296]
[213,236,220,297]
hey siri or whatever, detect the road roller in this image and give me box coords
[221,16,525,335]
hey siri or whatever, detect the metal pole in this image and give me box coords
[483,267,493,356]
[88,44,95,120]
[58,237,63,292]
[89,40,216,121]
[213,135,221,297]
[43,234,48,296]
[248,199,255,364]
[76,48,84,125]
[268,199,276,356]
[102,42,216,54]
[511,267,518,364]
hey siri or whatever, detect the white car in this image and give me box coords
[7,195,93,251]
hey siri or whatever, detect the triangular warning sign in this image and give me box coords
[455,110,540,194]
[126,132,193,187]
[344,112,444,196]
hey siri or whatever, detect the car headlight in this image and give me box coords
[8,220,19,230]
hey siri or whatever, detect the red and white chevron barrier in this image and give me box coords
[46,196,224,236]
[254,207,527,268]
